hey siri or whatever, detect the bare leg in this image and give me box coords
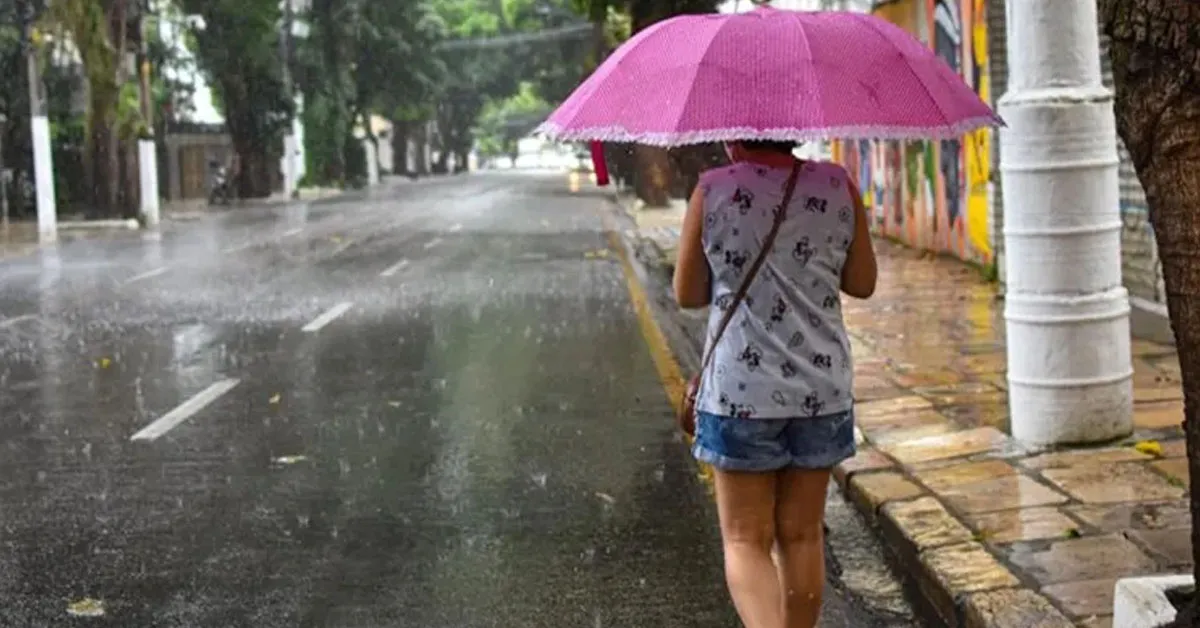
[774,468,832,628]
[713,469,783,628]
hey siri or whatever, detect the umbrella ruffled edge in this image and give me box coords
[534,115,1005,145]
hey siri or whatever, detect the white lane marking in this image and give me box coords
[283,228,303,237]
[423,237,442,250]
[380,259,409,277]
[221,243,249,254]
[448,223,463,233]
[302,302,353,333]
[0,314,37,329]
[124,266,169,284]
[131,378,241,442]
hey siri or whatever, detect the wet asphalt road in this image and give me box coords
[0,173,917,627]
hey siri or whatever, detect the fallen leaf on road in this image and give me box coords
[387,401,401,408]
[96,357,111,369]
[583,249,610,259]
[1134,440,1163,457]
[67,598,105,617]
[269,393,282,405]
[272,455,309,465]
[595,492,616,505]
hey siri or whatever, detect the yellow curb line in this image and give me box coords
[603,212,715,490]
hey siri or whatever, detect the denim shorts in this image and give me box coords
[692,409,856,472]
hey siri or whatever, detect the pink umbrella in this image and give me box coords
[537,6,1002,146]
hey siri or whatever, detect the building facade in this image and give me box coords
[829,0,1171,341]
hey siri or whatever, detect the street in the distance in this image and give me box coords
[0,173,917,626]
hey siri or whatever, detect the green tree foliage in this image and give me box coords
[179,0,292,198]
[474,81,551,162]
[43,0,141,215]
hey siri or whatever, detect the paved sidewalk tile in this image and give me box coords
[621,194,1189,627]
[834,242,1186,628]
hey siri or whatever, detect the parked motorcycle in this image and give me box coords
[208,162,234,206]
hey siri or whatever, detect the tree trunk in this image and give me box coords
[626,0,720,206]
[86,118,120,218]
[236,144,274,198]
[391,120,410,175]
[633,145,672,206]
[413,123,429,175]
[1100,2,1200,625]
[671,143,727,197]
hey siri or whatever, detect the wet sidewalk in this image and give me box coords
[623,196,1188,628]
[839,243,1184,628]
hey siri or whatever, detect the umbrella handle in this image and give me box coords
[590,141,610,186]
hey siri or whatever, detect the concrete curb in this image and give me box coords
[59,219,140,230]
[833,448,1077,628]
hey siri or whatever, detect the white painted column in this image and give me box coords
[998,0,1132,444]
[30,115,55,243]
[365,140,380,186]
[138,139,159,227]
[281,133,298,199]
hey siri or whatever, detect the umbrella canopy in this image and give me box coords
[537,6,1002,146]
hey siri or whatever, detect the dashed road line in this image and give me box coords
[131,378,241,442]
[283,228,303,237]
[124,266,169,284]
[423,237,442,250]
[0,314,37,329]
[380,259,409,277]
[302,302,353,333]
[448,223,463,233]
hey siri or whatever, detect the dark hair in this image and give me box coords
[739,140,798,155]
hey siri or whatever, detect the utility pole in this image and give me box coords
[997,0,1132,445]
[137,0,160,227]
[0,112,9,228]
[280,0,299,199]
[23,2,56,244]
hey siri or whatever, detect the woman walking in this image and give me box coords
[673,139,878,628]
[535,7,996,620]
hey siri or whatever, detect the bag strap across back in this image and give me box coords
[699,159,803,375]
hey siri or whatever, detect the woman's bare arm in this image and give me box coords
[840,181,878,299]
[673,186,711,309]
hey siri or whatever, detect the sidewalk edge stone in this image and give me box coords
[834,458,1077,628]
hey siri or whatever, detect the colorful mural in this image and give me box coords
[833,0,993,264]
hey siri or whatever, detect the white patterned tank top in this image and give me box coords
[696,160,856,419]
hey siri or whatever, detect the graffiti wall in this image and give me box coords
[833,0,993,264]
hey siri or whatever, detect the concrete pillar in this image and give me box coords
[281,133,298,198]
[138,139,159,226]
[365,139,380,185]
[30,115,55,243]
[997,0,1132,444]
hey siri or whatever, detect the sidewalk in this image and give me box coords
[0,185,353,261]
[619,196,1188,628]
[161,185,345,220]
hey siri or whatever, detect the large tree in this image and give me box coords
[181,0,291,198]
[364,0,445,176]
[1098,1,1200,625]
[44,0,139,216]
[576,0,723,206]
